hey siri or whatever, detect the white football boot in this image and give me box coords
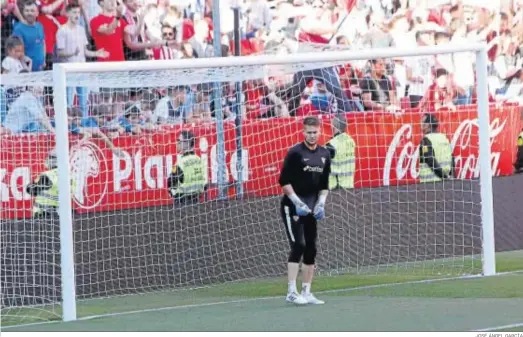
[302,292,325,305]
[286,292,308,305]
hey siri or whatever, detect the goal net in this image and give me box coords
[0,45,501,326]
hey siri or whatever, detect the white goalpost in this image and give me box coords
[0,43,496,325]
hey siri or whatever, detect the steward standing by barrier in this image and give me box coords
[419,113,454,183]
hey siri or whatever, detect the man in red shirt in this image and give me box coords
[90,0,128,62]
[419,68,456,112]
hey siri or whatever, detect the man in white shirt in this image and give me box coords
[56,3,109,117]
[451,24,475,105]
[405,31,435,107]
[189,19,213,58]
[152,85,192,124]
[247,0,272,36]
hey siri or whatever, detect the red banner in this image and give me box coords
[1,104,521,219]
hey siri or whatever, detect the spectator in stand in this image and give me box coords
[180,42,194,58]
[360,58,399,112]
[67,106,89,135]
[389,14,415,49]
[187,89,212,123]
[209,82,236,121]
[83,103,126,139]
[263,76,289,118]
[183,0,206,21]
[65,106,123,155]
[119,102,147,134]
[282,37,360,114]
[90,0,128,62]
[244,77,289,119]
[81,103,110,128]
[11,0,45,71]
[56,3,109,118]
[110,88,130,118]
[152,85,191,125]
[450,20,475,105]
[434,32,454,73]
[297,0,337,43]
[158,0,187,42]
[391,56,406,104]
[2,85,54,134]
[141,0,167,41]
[153,24,182,59]
[246,0,271,38]
[121,0,147,60]
[1,36,31,73]
[139,89,158,122]
[121,0,167,61]
[448,3,463,21]
[405,31,435,108]
[90,0,164,63]
[491,32,523,95]
[1,0,24,50]
[1,36,32,117]
[419,68,457,112]
[36,0,67,70]
[309,81,338,114]
[361,11,395,49]
[497,66,523,104]
[188,19,213,58]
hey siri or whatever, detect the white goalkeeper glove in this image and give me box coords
[313,194,327,221]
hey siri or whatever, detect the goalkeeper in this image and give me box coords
[278,116,331,305]
[419,113,455,183]
[167,130,207,204]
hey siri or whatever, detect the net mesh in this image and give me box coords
[0,50,487,325]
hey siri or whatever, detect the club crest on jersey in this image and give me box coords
[293,216,299,221]
[321,157,325,164]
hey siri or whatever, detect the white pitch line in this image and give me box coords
[3,270,523,331]
[473,322,523,332]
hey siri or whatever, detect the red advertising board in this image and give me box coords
[1,104,521,219]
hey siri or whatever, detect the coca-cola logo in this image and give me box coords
[450,118,506,179]
[383,124,420,186]
[382,117,507,185]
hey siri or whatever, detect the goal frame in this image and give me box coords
[52,43,496,322]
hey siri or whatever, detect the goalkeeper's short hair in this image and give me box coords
[303,116,320,127]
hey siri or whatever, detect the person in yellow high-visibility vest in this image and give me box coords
[326,114,356,189]
[515,129,523,173]
[26,149,71,218]
[167,130,207,204]
[419,113,455,183]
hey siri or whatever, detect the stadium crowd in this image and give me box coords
[0,0,522,136]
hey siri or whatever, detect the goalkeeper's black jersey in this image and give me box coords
[279,142,331,205]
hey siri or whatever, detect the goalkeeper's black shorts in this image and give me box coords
[279,197,318,249]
